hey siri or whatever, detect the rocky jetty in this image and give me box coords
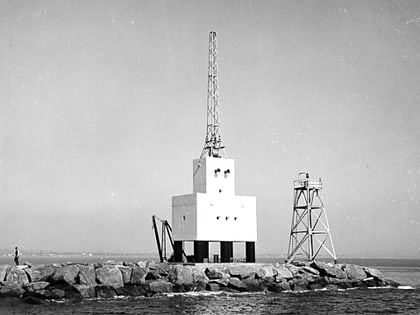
[0,261,399,303]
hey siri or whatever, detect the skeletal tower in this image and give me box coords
[287,172,337,263]
[201,31,225,158]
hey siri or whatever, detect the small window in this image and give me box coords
[234,217,238,221]
[219,189,222,193]
[216,216,220,220]
[182,216,186,221]
[225,216,229,220]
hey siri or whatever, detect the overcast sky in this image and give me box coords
[1,0,419,258]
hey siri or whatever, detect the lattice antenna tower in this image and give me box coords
[200,31,226,158]
[286,172,337,263]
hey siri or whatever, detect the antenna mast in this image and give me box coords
[201,31,225,158]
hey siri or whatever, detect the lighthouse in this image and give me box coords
[171,32,257,263]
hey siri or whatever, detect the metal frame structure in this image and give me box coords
[201,31,225,158]
[152,215,188,263]
[286,172,337,263]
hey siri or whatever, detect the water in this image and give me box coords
[1,257,419,314]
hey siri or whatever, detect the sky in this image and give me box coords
[1,0,419,258]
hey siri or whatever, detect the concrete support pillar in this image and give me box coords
[220,241,233,262]
[173,241,183,263]
[194,241,209,263]
[245,242,255,263]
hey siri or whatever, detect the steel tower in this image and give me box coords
[200,31,225,158]
[286,172,337,263]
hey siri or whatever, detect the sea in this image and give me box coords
[0,255,419,314]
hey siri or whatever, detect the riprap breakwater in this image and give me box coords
[0,260,399,303]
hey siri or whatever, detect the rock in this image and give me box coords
[274,265,293,279]
[23,268,32,282]
[96,285,117,298]
[256,266,276,279]
[278,280,291,291]
[227,278,247,291]
[145,270,160,280]
[301,266,320,275]
[242,278,262,292]
[96,266,123,289]
[285,264,300,276]
[206,283,220,291]
[261,280,283,293]
[24,281,50,292]
[362,267,384,281]
[117,266,132,285]
[51,264,79,285]
[326,277,352,289]
[0,282,25,297]
[30,265,57,282]
[0,265,11,282]
[344,264,367,281]
[73,284,96,298]
[310,261,346,279]
[191,266,208,284]
[208,278,229,287]
[169,265,194,292]
[224,265,255,279]
[115,285,147,297]
[292,278,309,291]
[205,267,224,279]
[152,263,171,277]
[130,266,146,284]
[78,264,97,286]
[384,279,400,288]
[5,267,29,286]
[149,280,173,293]
[169,265,193,289]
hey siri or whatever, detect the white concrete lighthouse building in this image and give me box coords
[171,32,257,263]
[172,157,257,262]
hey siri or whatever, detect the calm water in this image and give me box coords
[0,257,419,314]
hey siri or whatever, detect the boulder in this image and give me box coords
[149,280,173,293]
[292,278,309,291]
[208,278,229,287]
[227,278,247,291]
[145,270,160,280]
[274,265,293,279]
[95,285,117,298]
[24,281,50,292]
[117,266,132,285]
[362,267,384,281]
[310,261,346,279]
[191,266,208,284]
[0,265,11,282]
[153,263,171,277]
[224,265,255,279]
[51,264,79,285]
[256,266,276,279]
[115,285,147,297]
[73,284,96,298]
[0,282,25,297]
[242,278,262,292]
[5,267,29,286]
[30,265,57,282]
[78,264,96,286]
[284,264,300,276]
[206,283,220,291]
[301,266,320,275]
[205,267,225,279]
[169,265,193,288]
[130,266,146,285]
[261,280,283,293]
[96,266,123,289]
[344,264,367,281]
